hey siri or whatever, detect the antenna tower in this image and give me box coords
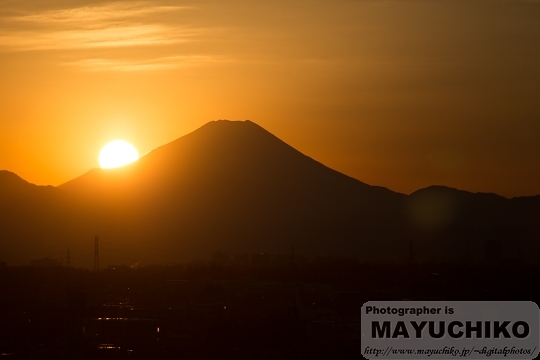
[94,236,99,273]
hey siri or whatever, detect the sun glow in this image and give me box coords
[99,140,139,169]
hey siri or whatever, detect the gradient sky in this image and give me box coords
[1,0,539,198]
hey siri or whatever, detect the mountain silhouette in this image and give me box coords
[0,171,75,262]
[1,120,539,266]
[61,120,403,214]
[58,120,407,264]
[407,185,540,264]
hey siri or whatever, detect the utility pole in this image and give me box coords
[66,248,71,267]
[94,236,99,273]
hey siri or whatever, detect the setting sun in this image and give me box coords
[99,140,139,169]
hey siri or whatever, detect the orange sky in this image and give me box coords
[1,0,539,198]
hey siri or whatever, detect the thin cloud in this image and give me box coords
[66,55,227,72]
[9,4,189,25]
[0,25,198,50]
[0,2,198,51]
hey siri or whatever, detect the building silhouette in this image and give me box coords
[31,257,62,267]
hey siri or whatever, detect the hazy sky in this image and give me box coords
[1,0,539,197]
